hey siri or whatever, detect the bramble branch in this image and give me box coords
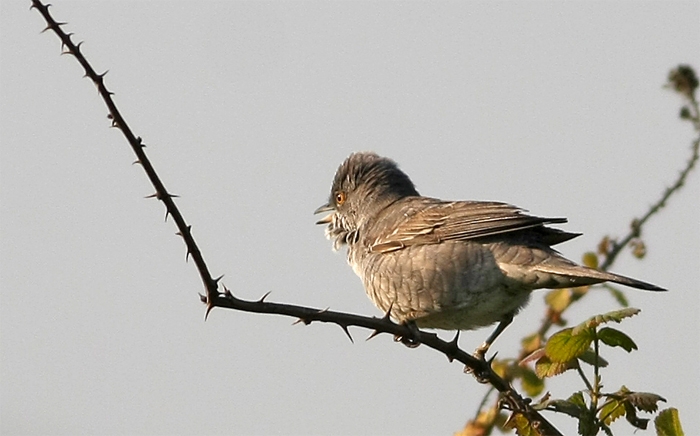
[30,2,563,434]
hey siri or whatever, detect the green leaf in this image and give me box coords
[521,333,542,355]
[655,408,685,436]
[535,355,574,378]
[598,327,638,352]
[568,391,587,408]
[504,412,538,436]
[604,284,629,307]
[578,349,609,368]
[582,251,599,268]
[599,398,626,425]
[520,367,545,397]
[545,327,593,362]
[545,288,571,312]
[573,308,640,334]
[578,410,596,436]
[547,397,585,419]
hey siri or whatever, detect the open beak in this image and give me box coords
[314,203,334,225]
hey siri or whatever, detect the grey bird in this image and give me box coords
[315,152,665,357]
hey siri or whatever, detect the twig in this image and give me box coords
[29,2,563,434]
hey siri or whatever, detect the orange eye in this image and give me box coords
[335,191,346,205]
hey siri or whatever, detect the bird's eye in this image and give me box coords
[335,191,346,205]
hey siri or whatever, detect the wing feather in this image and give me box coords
[369,199,572,253]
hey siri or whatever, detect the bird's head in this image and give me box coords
[315,152,418,249]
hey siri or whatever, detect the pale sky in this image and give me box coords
[2,2,699,435]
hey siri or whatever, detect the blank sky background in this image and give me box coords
[1,2,699,435]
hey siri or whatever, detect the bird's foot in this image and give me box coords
[464,344,497,383]
[394,320,421,348]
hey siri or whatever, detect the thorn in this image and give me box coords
[132,160,142,165]
[381,302,394,321]
[185,248,191,262]
[316,307,330,314]
[145,192,159,199]
[223,286,232,298]
[257,291,272,303]
[199,293,207,303]
[176,225,192,238]
[204,301,215,321]
[445,331,461,362]
[339,324,354,343]
[292,318,311,326]
[366,329,381,341]
[487,352,499,366]
[164,209,170,222]
[213,275,224,284]
[449,330,460,346]
[97,69,109,80]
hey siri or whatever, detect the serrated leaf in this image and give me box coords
[578,349,609,368]
[582,251,599,268]
[604,284,629,307]
[578,410,596,436]
[568,391,587,408]
[626,391,666,412]
[598,327,638,352]
[520,367,545,397]
[545,288,571,312]
[574,308,640,334]
[599,398,626,425]
[535,355,574,378]
[655,408,685,436]
[545,327,593,362]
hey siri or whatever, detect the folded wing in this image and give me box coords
[370,199,579,253]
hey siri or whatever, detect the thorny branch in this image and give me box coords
[30,2,563,435]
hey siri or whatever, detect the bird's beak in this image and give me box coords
[314,203,334,225]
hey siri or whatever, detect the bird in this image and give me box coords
[315,152,665,358]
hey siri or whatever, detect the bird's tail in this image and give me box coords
[535,261,666,292]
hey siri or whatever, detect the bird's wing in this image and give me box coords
[369,199,572,253]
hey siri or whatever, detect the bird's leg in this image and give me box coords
[474,312,514,361]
